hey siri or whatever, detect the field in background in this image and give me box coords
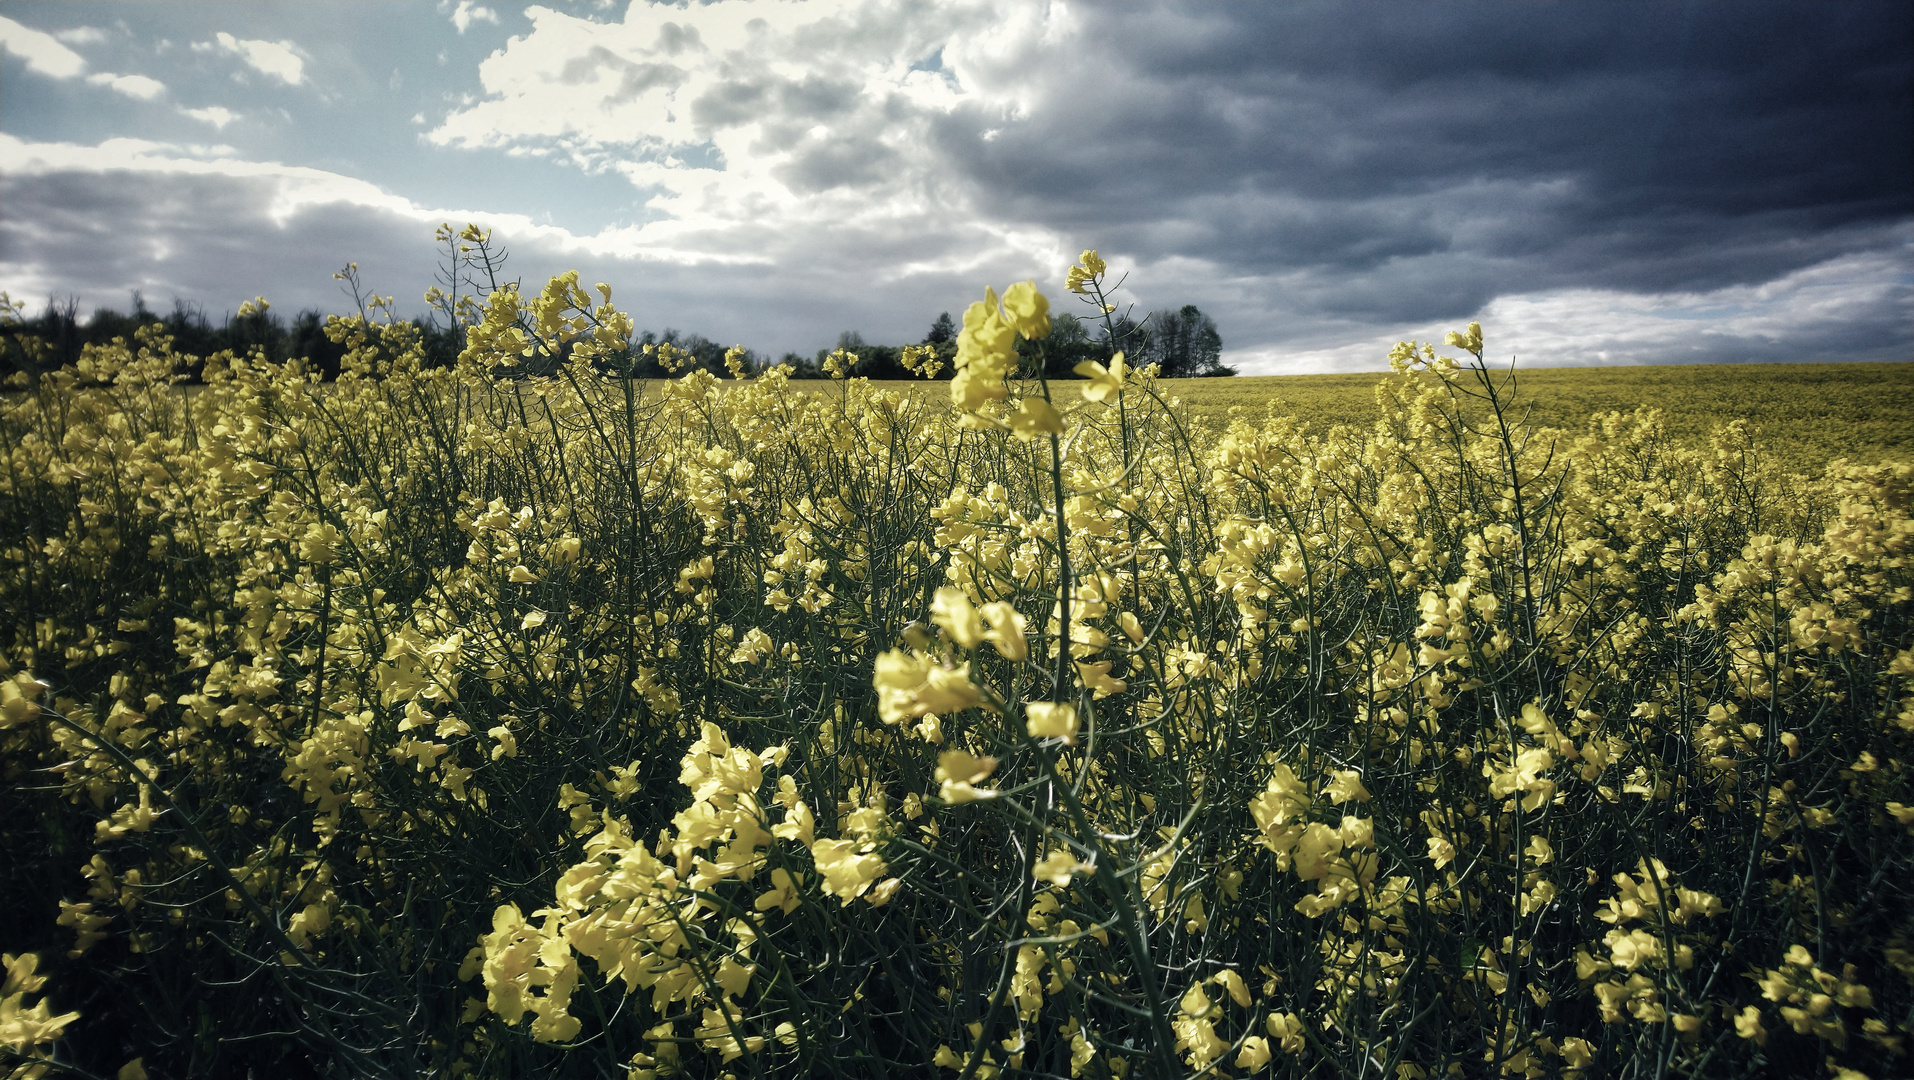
[1174,363,1914,467]
[861,362,1914,470]
[3,279,1909,1079]
[73,360,1914,470]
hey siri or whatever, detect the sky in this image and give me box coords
[1,0,1909,374]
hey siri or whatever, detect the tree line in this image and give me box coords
[2,227,1233,382]
[774,302,1233,381]
[3,297,1234,383]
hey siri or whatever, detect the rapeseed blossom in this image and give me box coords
[1,247,1906,1080]
[1024,701,1078,743]
[1074,351,1128,403]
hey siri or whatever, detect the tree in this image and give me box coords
[1103,313,1151,369]
[1144,304,1234,377]
[924,312,956,345]
[817,330,913,380]
[1030,312,1103,379]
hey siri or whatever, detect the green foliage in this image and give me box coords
[1170,363,1914,471]
[0,272,1909,1080]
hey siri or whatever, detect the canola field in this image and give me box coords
[857,362,1914,473]
[1172,364,1914,471]
[2,258,1911,1080]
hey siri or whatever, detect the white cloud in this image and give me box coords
[6,4,1907,373]
[446,1,501,34]
[4,129,1907,372]
[182,105,239,130]
[0,133,424,226]
[1,14,164,100]
[54,26,108,46]
[0,14,87,78]
[86,72,166,100]
[0,132,604,296]
[205,31,305,86]
[1230,229,1914,375]
[426,0,1074,287]
[0,129,1050,353]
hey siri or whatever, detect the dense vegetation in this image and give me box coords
[1,251,1908,1079]
[1,228,1230,387]
[1166,365,1914,473]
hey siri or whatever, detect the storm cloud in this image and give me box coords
[2,1,1908,371]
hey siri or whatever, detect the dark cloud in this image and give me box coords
[0,164,989,357]
[653,21,704,57]
[4,1,1908,374]
[692,73,860,135]
[773,136,895,194]
[559,46,685,103]
[934,1,1913,328]
[1,169,440,318]
[689,77,768,129]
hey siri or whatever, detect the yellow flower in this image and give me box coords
[1001,280,1050,340]
[1488,747,1556,812]
[1323,768,1370,804]
[1025,701,1079,743]
[1291,822,1343,881]
[931,587,984,650]
[980,601,1029,661]
[1236,1035,1272,1072]
[0,953,79,1052]
[1337,816,1374,849]
[728,627,775,665]
[0,672,47,729]
[1561,1036,1595,1069]
[1074,352,1128,403]
[951,366,1010,411]
[1733,1005,1767,1044]
[873,650,982,724]
[1066,249,1107,294]
[957,290,1016,369]
[812,839,887,904]
[488,725,518,760]
[1525,834,1554,864]
[935,749,999,803]
[4,952,49,997]
[752,868,800,914]
[1265,1011,1305,1054]
[822,348,858,379]
[1008,397,1065,441]
[1074,659,1127,698]
[1250,763,1310,832]
[1032,849,1089,886]
[772,801,815,847]
[1213,969,1252,1007]
[1444,321,1482,354]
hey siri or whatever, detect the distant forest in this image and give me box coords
[2,291,1233,382]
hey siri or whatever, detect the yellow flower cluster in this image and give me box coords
[1,953,79,1069]
[0,257,1908,1079]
